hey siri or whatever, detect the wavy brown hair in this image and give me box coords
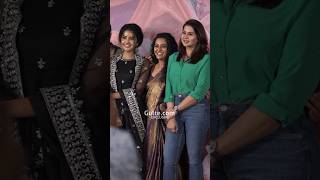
[177,19,208,64]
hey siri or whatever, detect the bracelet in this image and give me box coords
[173,105,179,115]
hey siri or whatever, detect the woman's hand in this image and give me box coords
[111,92,121,99]
[144,55,153,63]
[0,98,34,118]
[166,118,178,133]
[307,92,320,124]
[165,107,176,120]
[159,103,167,112]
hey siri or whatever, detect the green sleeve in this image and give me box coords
[253,0,320,126]
[164,55,174,103]
[189,55,210,101]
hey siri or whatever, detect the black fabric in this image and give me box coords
[16,0,82,95]
[29,93,73,180]
[111,56,151,178]
[0,0,107,179]
[0,72,14,100]
[14,0,83,179]
[116,60,136,90]
[80,15,108,179]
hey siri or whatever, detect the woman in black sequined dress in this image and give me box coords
[110,23,151,176]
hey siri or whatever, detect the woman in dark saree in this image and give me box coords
[110,23,151,175]
[0,0,107,179]
[144,33,177,180]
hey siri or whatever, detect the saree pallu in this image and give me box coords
[145,69,166,180]
[144,68,190,180]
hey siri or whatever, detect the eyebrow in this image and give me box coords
[121,34,136,38]
[183,30,194,33]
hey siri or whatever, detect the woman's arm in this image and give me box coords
[215,0,320,156]
[176,96,197,111]
[111,92,121,99]
[166,102,174,109]
[166,96,198,120]
[188,55,210,103]
[0,98,34,118]
[216,106,280,156]
[163,55,174,103]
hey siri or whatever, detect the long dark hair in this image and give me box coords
[150,33,178,66]
[150,33,177,99]
[177,19,208,64]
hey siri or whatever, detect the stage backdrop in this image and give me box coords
[111,0,210,56]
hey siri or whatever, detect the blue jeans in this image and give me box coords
[211,103,320,180]
[163,94,209,180]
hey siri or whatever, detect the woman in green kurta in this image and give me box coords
[211,0,320,179]
[163,19,210,180]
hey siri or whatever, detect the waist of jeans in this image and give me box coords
[173,94,187,105]
[213,103,252,131]
[174,93,187,97]
[174,94,209,105]
[173,93,188,100]
[214,103,307,135]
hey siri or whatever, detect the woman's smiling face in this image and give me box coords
[181,25,198,49]
[154,38,168,61]
[120,30,137,53]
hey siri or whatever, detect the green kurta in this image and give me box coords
[212,0,320,126]
[164,52,210,102]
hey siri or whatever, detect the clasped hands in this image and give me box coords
[165,107,178,133]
